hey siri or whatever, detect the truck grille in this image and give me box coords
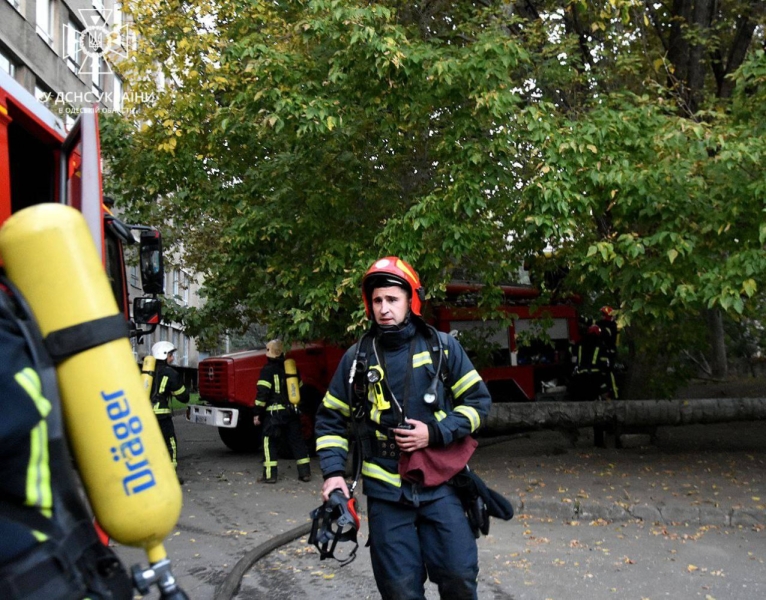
[199,361,229,400]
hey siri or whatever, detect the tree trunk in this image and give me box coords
[706,307,728,379]
[486,398,766,434]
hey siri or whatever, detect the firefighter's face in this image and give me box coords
[371,286,410,327]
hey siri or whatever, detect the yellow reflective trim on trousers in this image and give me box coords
[267,404,287,412]
[316,435,349,452]
[263,436,277,472]
[322,392,350,417]
[452,370,482,399]
[454,405,481,432]
[412,351,432,368]
[15,368,53,515]
[296,457,310,465]
[362,461,401,487]
[169,436,177,468]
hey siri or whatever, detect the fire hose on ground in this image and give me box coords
[213,522,313,600]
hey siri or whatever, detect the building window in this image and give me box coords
[171,269,190,306]
[0,49,14,76]
[113,74,123,111]
[143,330,154,356]
[91,57,107,97]
[114,3,123,28]
[129,264,139,289]
[171,269,179,299]
[34,84,53,105]
[6,0,21,13]
[36,0,54,47]
[182,270,189,305]
[64,20,83,73]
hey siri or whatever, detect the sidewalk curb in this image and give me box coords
[518,496,766,527]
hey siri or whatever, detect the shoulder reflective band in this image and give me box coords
[44,314,130,364]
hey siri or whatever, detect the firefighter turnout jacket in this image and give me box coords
[151,362,189,418]
[255,357,296,418]
[315,321,491,504]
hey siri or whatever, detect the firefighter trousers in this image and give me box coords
[367,491,479,600]
[262,412,311,481]
[157,416,178,469]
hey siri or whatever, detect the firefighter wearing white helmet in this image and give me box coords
[150,341,189,480]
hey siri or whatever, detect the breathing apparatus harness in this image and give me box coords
[344,322,507,539]
[347,322,451,482]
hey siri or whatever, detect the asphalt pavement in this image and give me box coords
[115,416,766,599]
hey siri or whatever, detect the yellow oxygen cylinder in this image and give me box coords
[284,358,301,405]
[142,355,157,396]
[0,204,181,565]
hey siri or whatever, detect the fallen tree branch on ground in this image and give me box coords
[486,398,766,434]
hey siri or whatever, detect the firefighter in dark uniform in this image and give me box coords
[253,339,312,483]
[315,257,492,600]
[150,341,189,477]
[0,279,133,599]
[596,305,619,399]
[569,324,609,401]
[569,324,615,447]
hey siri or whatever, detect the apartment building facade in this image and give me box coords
[1,0,128,116]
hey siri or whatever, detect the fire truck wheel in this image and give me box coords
[218,416,263,453]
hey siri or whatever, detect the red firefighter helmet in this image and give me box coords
[362,256,424,318]
[587,324,602,336]
[600,305,614,317]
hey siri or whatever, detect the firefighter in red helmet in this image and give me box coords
[314,256,494,599]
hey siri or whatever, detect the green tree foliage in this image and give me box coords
[103,1,766,365]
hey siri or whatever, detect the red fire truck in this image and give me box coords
[0,68,163,333]
[189,282,581,452]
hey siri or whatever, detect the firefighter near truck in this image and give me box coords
[189,282,581,453]
[0,69,189,599]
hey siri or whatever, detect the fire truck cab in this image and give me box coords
[0,68,163,327]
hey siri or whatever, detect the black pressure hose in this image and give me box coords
[213,522,313,600]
